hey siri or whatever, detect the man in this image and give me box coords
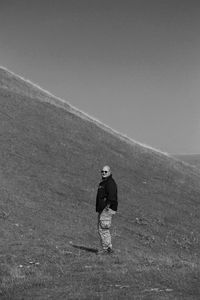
[96,165,118,254]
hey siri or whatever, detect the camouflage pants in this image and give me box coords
[98,208,116,250]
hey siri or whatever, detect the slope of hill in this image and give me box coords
[0,67,200,299]
[175,154,200,169]
[0,67,169,154]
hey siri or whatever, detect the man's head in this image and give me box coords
[101,165,111,179]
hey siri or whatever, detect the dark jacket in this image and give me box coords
[96,175,118,213]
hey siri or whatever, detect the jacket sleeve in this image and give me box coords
[106,180,117,207]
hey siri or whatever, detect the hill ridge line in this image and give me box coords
[175,153,200,156]
[0,66,169,157]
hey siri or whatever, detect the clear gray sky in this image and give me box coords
[0,0,200,154]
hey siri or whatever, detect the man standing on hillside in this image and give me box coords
[96,165,118,254]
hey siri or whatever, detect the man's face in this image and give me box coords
[101,166,111,179]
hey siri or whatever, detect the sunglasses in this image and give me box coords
[101,170,108,174]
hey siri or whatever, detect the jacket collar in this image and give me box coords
[102,174,112,181]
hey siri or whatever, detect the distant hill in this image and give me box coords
[175,154,200,168]
[0,67,200,299]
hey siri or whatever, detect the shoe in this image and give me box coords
[107,247,114,254]
[98,247,114,255]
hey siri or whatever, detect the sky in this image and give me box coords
[0,0,200,154]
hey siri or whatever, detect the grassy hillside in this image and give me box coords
[175,154,200,169]
[0,68,200,299]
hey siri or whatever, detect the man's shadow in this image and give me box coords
[70,243,98,254]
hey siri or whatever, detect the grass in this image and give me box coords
[0,67,200,299]
[1,244,199,299]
